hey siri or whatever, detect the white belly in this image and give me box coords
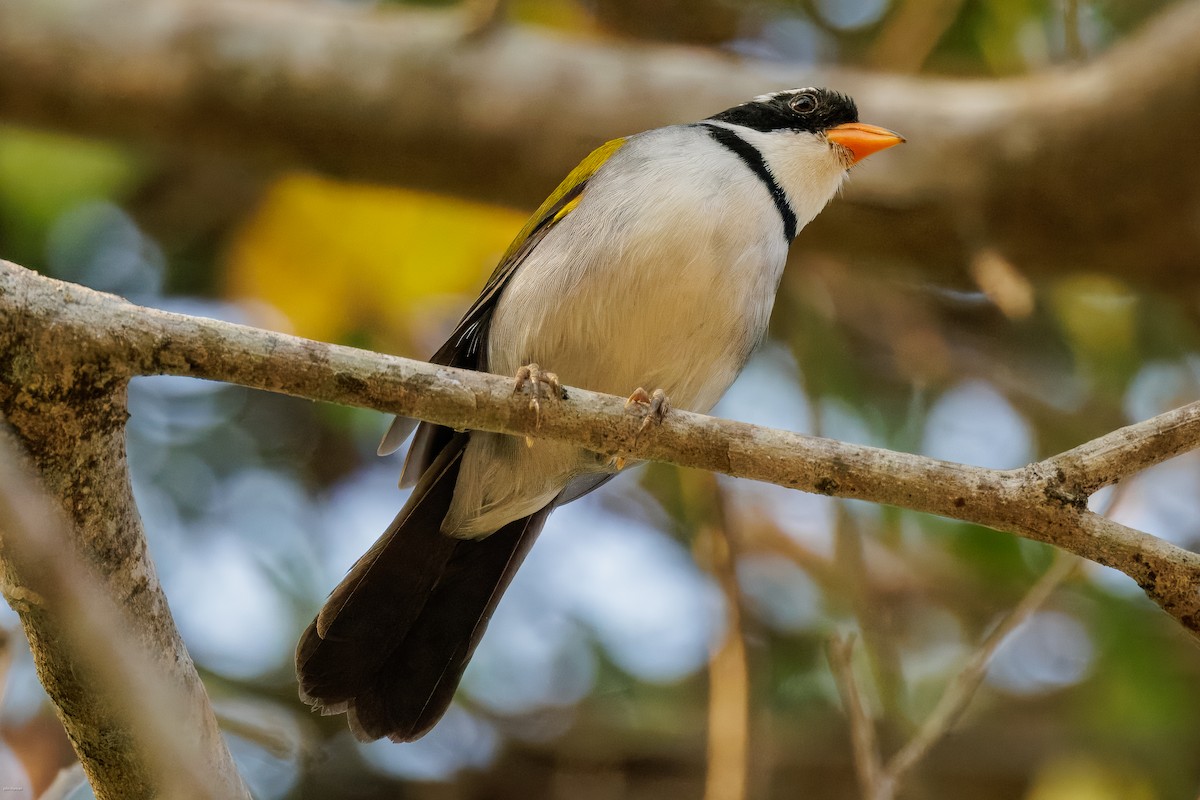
[492,132,788,411]
[443,128,789,537]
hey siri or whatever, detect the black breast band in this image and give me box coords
[699,123,797,242]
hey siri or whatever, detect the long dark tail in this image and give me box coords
[296,432,552,742]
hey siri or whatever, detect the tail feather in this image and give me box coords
[296,430,554,742]
[350,505,551,741]
[297,434,467,706]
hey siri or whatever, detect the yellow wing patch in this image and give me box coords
[499,137,626,262]
[552,193,584,224]
[427,136,628,369]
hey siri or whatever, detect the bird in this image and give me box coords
[296,87,903,742]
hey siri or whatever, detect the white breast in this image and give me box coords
[445,126,793,537]
[490,125,790,412]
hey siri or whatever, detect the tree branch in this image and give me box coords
[2,259,1198,642]
[829,554,1076,800]
[1040,403,1200,495]
[2,0,1199,287]
[883,554,1076,783]
[0,324,248,796]
[700,476,750,800]
[828,634,885,800]
[0,429,249,799]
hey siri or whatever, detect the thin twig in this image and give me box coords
[1064,0,1086,62]
[828,634,886,799]
[1038,401,1200,494]
[833,504,904,723]
[884,554,1076,782]
[701,476,750,800]
[867,0,966,72]
[830,555,1076,798]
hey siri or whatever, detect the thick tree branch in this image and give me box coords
[0,262,248,793]
[2,0,1199,287]
[3,259,1199,645]
[0,431,249,799]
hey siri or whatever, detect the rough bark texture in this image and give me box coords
[1,0,1200,290]
[0,267,248,798]
[3,260,1199,650]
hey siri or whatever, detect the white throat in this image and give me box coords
[708,122,850,234]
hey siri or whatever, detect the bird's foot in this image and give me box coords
[626,387,670,432]
[613,387,670,469]
[513,363,562,438]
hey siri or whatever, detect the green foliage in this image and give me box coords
[0,127,141,265]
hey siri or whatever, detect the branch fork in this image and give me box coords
[2,258,1200,795]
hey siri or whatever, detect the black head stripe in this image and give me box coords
[708,87,858,134]
[699,123,797,242]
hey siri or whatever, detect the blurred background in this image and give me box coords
[2,0,1200,797]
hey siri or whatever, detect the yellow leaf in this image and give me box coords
[511,0,595,31]
[1050,273,1137,365]
[1025,755,1156,800]
[225,172,526,354]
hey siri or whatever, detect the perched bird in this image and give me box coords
[297,87,903,742]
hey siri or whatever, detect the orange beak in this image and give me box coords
[826,122,905,164]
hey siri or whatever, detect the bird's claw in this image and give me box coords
[513,363,562,433]
[625,387,670,438]
[611,387,670,469]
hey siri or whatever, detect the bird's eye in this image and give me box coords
[789,93,818,114]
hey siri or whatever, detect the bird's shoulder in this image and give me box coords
[424,136,629,373]
[386,136,632,470]
[499,136,629,265]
